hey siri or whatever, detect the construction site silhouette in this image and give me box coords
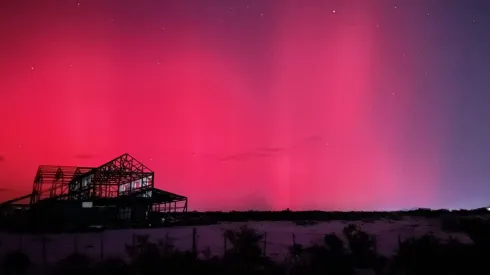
[0,153,188,232]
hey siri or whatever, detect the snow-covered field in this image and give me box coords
[0,217,472,264]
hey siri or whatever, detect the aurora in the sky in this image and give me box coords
[1,0,490,211]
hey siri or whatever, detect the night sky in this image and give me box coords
[1,0,490,211]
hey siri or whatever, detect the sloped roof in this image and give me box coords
[34,165,94,183]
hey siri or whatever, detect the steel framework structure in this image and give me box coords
[1,154,188,229]
[31,166,94,204]
[32,154,187,212]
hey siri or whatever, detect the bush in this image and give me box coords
[51,253,92,275]
[93,257,131,275]
[125,234,160,263]
[289,233,355,275]
[440,214,459,232]
[324,233,344,253]
[1,251,31,275]
[224,225,264,265]
[125,233,197,275]
[458,217,490,248]
[391,233,484,275]
[342,224,381,269]
[25,216,490,275]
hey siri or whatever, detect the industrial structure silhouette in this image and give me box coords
[0,153,188,231]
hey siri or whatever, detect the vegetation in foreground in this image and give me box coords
[3,214,490,275]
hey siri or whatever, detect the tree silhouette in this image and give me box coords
[224,225,264,264]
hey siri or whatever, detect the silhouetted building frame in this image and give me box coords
[0,153,187,231]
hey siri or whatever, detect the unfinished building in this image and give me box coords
[0,153,188,232]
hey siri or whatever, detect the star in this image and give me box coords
[30,66,34,70]
[260,13,264,17]
[427,13,430,16]
[332,10,336,14]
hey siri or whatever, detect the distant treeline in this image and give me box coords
[2,207,488,233]
[178,208,490,224]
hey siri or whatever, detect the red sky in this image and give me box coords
[4,0,487,211]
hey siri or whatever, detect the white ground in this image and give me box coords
[0,217,472,264]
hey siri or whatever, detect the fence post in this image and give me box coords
[223,233,227,256]
[41,236,47,266]
[132,232,136,249]
[74,234,79,254]
[263,232,267,256]
[373,235,377,255]
[192,228,197,257]
[100,232,104,261]
[165,232,170,254]
[292,233,297,263]
[18,235,23,251]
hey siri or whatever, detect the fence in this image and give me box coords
[0,219,460,264]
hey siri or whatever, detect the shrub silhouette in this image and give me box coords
[342,224,380,269]
[125,233,194,275]
[324,232,344,253]
[288,232,355,275]
[458,216,490,249]
[51,253,92,275]
[15,213,490,275]
[224,225,264,264]
[125,234,159,262]
[440,214,464,232]
[391,233,483,275]
[290,245,354,275]
[1,251,31,275]
[93,257,131,275]
[221,225,283,275]
[288,243,304,261]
